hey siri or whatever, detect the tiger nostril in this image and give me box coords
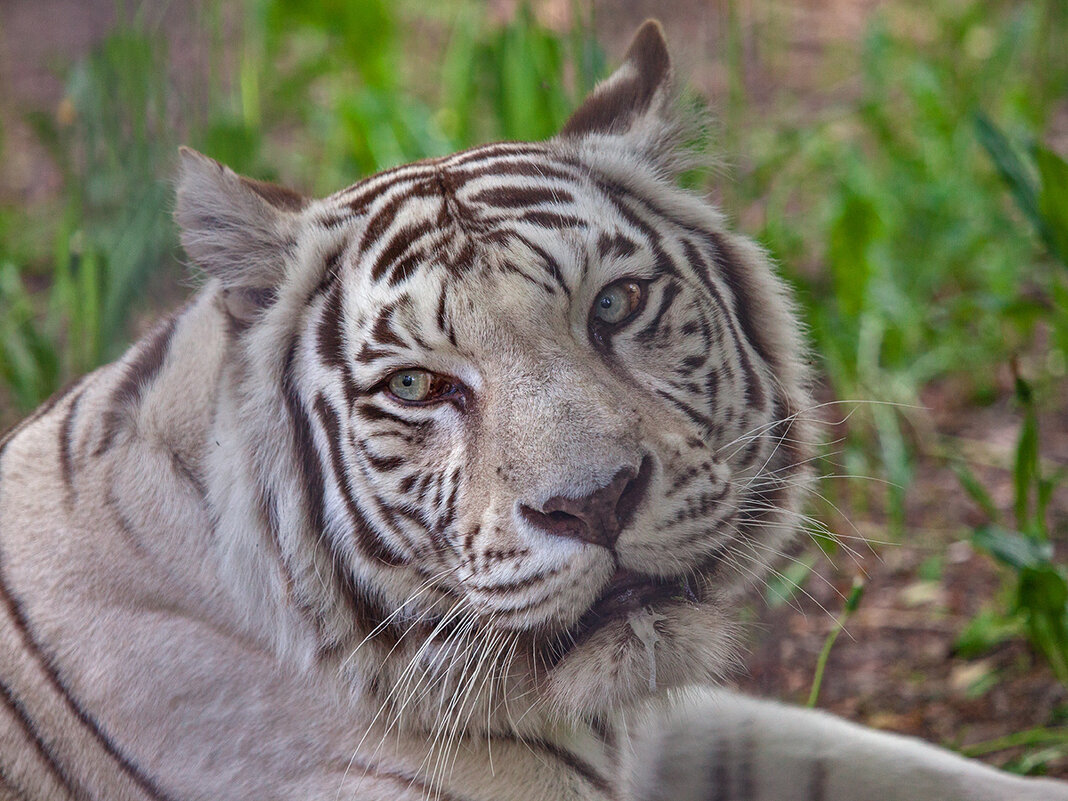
[521,455,653,548]
[519,506,590,543]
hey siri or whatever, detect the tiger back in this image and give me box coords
[2,20,1066,801]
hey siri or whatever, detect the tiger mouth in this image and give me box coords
[584,569,698,625]
[540,538,737,667]
[543,569,699,666]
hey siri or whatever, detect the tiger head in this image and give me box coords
[176,21,812,733]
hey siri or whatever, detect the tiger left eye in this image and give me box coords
[592,280,644,326]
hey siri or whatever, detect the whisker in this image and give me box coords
[338,566,458,674]
[342,597,473,801]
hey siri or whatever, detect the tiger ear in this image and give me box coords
[175,147,307,310]
[558,19,674,159]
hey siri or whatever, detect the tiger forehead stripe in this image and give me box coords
[318,142,566,229]
[451,159,577,183]
[465,185,576,208]
[597,231,640,260]
[357,179,443,255]
[326,172,593,297]
[369,218,440,283]
[369,304,406,348]
[445,141,549,166]
[332,161,437,207]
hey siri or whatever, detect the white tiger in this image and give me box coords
[0,19,1063,801]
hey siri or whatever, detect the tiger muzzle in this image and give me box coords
[520,454,653,548]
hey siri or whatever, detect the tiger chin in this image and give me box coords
[1,19,1065,801]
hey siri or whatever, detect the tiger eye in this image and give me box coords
[388,370,433,402]
[592,280,644,325]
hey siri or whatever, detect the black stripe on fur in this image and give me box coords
[0,553,177,801]
[0,674,85,800]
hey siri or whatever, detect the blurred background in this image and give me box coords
[1,0,1067,778]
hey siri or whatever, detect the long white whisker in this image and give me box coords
[338,566,458,674]
[342,597,471,801]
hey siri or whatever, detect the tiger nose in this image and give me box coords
[520,456,653,548]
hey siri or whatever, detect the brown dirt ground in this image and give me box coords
[3,0,1067,781]
[731,369,1068,778]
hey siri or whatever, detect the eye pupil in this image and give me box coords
[600,296,613,308]
[402,375,414,387]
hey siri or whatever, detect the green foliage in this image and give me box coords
[975,113,1068,269]
[42,27,176,360]
[962,725,1068,775]
[956,374,1068,685]
[1035,147,1068,265]
[0,2,604,419]
[204,0,601,192]
[806,580,865,708]
[1,18,178,415]
[732,2,1068,538]
[0,260,61,410]
[950,105,1068,697]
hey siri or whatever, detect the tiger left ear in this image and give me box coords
[558,19,674,156]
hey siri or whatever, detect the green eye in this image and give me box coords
[385,369,460,405]
[388,370,433,402]
[592,280,644,325]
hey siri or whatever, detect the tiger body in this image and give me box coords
[1,21,1065,801]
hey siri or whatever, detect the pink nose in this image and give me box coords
[520,456,653,548]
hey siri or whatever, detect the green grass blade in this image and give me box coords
[1033,144,1068,266]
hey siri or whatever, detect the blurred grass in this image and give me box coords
[1,0,1067,767]
[729,1,1068,535]
[0,0,603,410]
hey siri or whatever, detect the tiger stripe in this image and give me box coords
[807,758,827,801]
[278,339,403,648]
[94,313,180,457]
[0,552,176,801]
[57,389,85,503]
[313,392,410,567]
[0,375,85,465]
[501,735,615,798]
[0,674,84,800]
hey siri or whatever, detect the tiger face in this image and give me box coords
[177,21,811,732]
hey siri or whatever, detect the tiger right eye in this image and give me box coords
[388,370,433,402]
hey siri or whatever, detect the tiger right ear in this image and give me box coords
[175,147,307,314]
[557,20,675,162]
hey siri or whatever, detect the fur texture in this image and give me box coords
[1,19,1065,801]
